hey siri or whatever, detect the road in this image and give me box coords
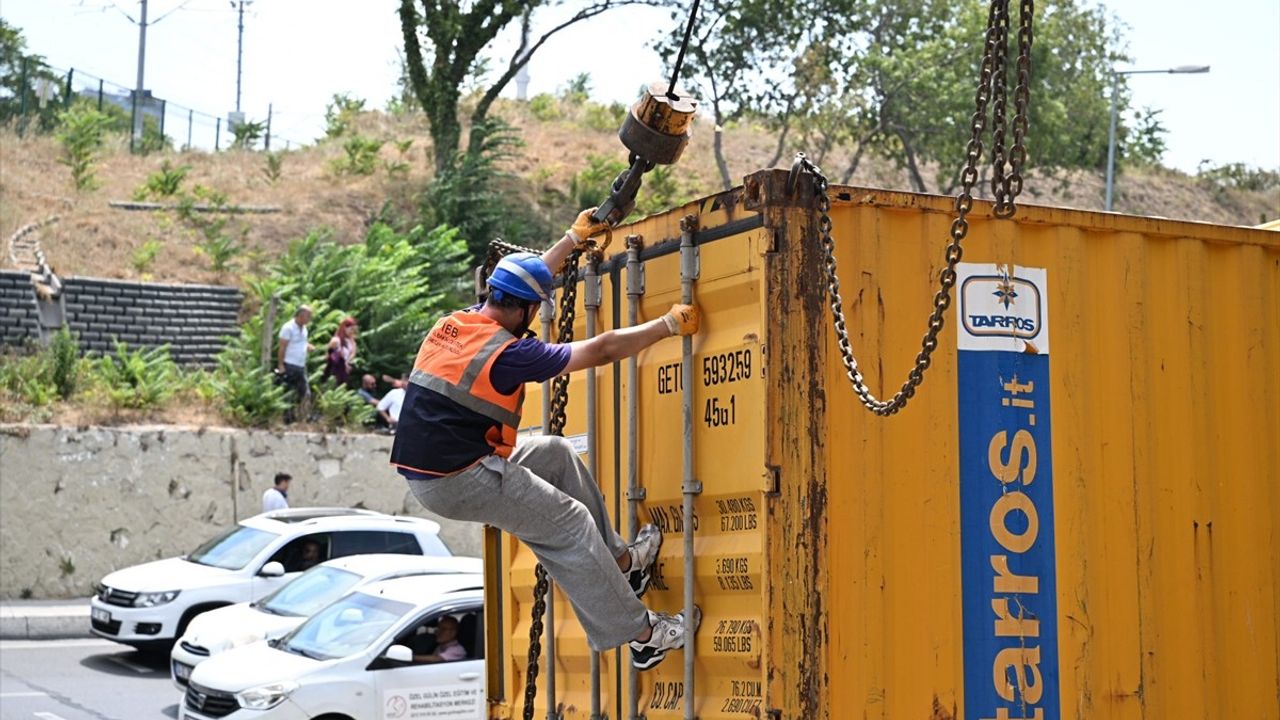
[0,639,181,720]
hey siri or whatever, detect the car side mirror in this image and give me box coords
[258,561,285,578]
[383,644,413,664]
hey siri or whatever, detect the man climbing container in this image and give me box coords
[390,208,702,669]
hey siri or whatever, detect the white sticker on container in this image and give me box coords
[956,263,1049,354]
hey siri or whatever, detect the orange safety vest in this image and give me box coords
[390,311,526,476]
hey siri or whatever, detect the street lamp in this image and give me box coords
[1105,65,1210,211]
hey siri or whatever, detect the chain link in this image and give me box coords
[480,239,583,720]
[792,0,1033,416]
[989,0,1013,215]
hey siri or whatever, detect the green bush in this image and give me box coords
[133,160,191,200]
[570,153,628,212]
[637,165,687,215]
[332,135,384,176]
[215,363,289,427]
[195,232,246,273]
[324,93,366,139]
[48,327,80,400]
[178,187,246,273]
[314,384,375,430]
[231,119,266,150]
[0,351,56,408]
[559,72,592,106]
[528,93,561,121]
[56,104,113,191]
[263,151,285,183]
[220,220,470,386]
[91,341,180,411]
[423,118,551,262]
[1196,161,1280,192]
[581,101,626,132]
[131,239,162,274]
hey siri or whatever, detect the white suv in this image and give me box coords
[91,508,452,652]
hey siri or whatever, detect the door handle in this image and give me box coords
[458,672,481,681]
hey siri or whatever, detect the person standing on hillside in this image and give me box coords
[323,316,358,385]
[390,208,702,670]
[277,305,314,422]
[262,473,291,513]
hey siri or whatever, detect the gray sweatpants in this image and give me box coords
[406,435,650,650]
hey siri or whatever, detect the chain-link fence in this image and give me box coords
[4,58,305,152]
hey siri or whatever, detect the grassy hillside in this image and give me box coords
[3,98,1275,286]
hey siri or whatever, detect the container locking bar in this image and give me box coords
[679,214,700,720]
[538,291,557,720]
[584,257,603,720]
[624,236,644,720]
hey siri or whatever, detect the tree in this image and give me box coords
[398,0,664,173]
[0,19,67,132]
[657,0,814,190]
[751,0,1135,192]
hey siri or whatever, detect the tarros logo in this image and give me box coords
[960,268,1043,344]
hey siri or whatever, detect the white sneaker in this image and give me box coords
[625,524,663,598]
[629,606,700,670]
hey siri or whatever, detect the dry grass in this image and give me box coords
[3,102,1275,288]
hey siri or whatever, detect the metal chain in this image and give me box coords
[480,238,583,720]
[1005,0,1035,206]
[791,0,1033,416]
[989,0,1013,214]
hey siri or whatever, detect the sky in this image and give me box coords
[2,0,1277,172]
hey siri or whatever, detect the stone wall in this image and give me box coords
[62,277,242,365]
[0,272,242,365]
[0,270,41,346]
[0,425,483,599]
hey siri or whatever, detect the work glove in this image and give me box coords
[661,304,700,336]
[568,207,610,248]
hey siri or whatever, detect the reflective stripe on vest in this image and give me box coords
[408,311,524,456]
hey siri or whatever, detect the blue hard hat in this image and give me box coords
[488,252,553,303]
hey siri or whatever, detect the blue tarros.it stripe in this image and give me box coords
[958,264,1060,720]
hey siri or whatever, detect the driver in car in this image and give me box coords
[412,616,465,663]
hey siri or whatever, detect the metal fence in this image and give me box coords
[7,58,306,152]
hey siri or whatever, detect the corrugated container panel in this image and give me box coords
[486,169,1280,720]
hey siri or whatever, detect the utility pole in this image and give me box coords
[131,0,149,151]
[233,1,252,114]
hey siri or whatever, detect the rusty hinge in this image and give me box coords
[764,466,780,495]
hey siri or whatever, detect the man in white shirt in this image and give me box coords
[377,378,406,431]
[262,473,291,512]
[277,306,314,422]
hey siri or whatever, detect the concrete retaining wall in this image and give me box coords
[0,425,482,600]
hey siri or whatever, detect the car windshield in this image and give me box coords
[258,566,363,617]
[278,592,412,661]
[187,525,278,571]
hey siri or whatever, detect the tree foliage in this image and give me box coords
[657,0,817,190]
[0,19,66,132]
[422,117,551,262]
[223,221,471,381]
[679,0,1142,192]
[398,0,663,172]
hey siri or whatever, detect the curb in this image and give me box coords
[0,604,92,640]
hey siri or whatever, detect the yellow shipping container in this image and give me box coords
[484,169,1280,720]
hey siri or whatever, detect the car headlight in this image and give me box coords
[235,680,298,710]
[133,590,180,607]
